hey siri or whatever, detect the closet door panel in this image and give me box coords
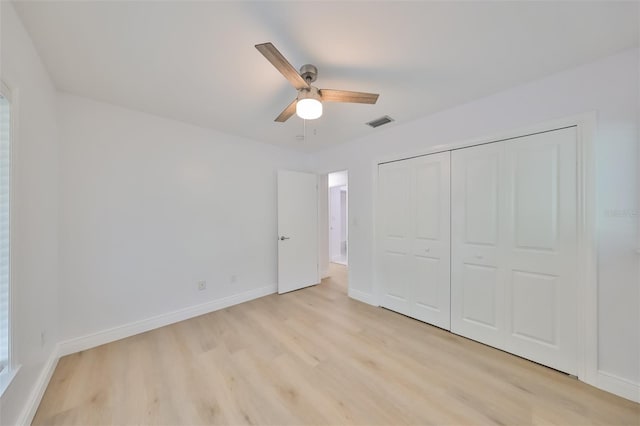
[413,257,441,311]
[411,152,451,329]
[451,143,506,348]
[461,263,499,329]
[512,144,559,251]
[378,162,412,315]
[464,154,500,246]
[414,160,442,239]
[510,271,558,345]
[504,127,577,374]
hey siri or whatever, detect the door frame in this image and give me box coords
[372,112,597,387]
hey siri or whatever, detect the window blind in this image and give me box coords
[0,91,10,374]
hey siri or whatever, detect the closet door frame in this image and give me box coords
[372,112,596,385]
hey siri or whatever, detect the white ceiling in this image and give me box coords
[12,1,639,152]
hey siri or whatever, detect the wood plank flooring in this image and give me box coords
[34,264,639,425]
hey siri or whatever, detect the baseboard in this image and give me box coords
[348,288,378,306]
[16,344,60,426]
[58,284,276,357]
[594,370,640,403]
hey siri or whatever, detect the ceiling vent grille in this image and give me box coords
[366,115,394,128]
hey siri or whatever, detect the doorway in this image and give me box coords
[328,171,348,266]
[325,170,348,296]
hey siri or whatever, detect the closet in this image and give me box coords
[377,126,578,374]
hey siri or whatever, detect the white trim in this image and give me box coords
[314,173,322,286]
[372,113,600,394]
[0,81,17,386]
[373,113,595,165]
[371,159,381,310]
[348,288,378,306]
[16,348,58,426]
[595,371,640,403]
[10,87,20,384]
[58,284,276,356]
[0,363,20,398]
[318,173,330,282]
[575,114,599,385]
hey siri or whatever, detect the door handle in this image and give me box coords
[279,236,290,241]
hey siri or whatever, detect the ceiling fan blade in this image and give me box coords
[255,42,309,90]
[275,98,297,122]
[319,89,379,104]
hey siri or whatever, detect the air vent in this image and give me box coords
[366,115,394,128]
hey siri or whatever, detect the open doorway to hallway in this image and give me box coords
[328,171,348,266]
[324,170,349,294]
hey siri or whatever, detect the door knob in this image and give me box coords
[279,236,290,241]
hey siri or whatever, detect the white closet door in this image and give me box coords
[451,127,577,374]
[503,128,577,374]
[378,161,413,315]
[451,142,506,349]
[410,153,451,329]
[378,152,451,329]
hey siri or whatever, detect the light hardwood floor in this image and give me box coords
[34,264,639,425]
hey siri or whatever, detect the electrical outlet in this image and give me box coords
[41,331,46,347]
[197,280,207,291]
[230,275,237,284]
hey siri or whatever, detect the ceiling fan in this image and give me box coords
[255,42,379,122]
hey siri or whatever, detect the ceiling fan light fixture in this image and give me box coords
[296,87,322,120]
[296,98,322,120]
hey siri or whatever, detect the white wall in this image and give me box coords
[0,3,60,424]
[313,49,639,390]
[328,170,348,188]
[57,93,312,341]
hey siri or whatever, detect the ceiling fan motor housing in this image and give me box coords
[299,64,318,83]
[297,85,321,102]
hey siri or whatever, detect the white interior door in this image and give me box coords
[378,152,451,329]
[451,127,578,374]
[277,170,319,294]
